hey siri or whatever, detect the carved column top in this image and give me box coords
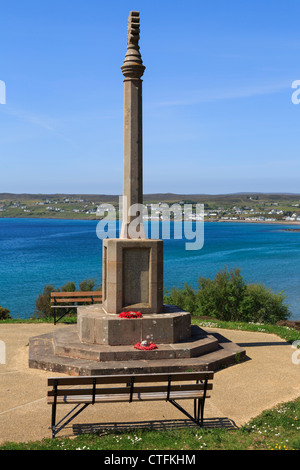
[121,11,145,79]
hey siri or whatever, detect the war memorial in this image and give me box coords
[28,11,245,376]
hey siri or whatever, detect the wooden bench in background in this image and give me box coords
[51,291,102,325]
[47,371,214,438]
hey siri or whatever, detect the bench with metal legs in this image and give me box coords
[51,291,102,324]
[47,371,214,438]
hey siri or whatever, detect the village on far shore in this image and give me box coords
[0,192,300,224]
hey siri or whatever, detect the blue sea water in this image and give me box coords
[0,218,299,320]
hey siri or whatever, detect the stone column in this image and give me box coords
[101,11,164,315]
[120,11,145,239]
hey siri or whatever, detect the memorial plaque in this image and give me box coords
[123,247,150,306]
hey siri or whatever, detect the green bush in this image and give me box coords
[164,267,290,324]
[0,306,12,320]
[164,284,197,314]
[33,284,57,318]
[79,279,98,292]
[196,267,247,321]
[240,283,290,324]
[61,282,76,292]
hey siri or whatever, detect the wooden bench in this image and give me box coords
[51,291,102,324]
[47,371,214,438]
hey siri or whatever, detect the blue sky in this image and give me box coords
[0,0,300,195]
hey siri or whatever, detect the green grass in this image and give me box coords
[192,318,300,345]
[0,398,299,450]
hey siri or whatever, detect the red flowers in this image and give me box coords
[134,342,158,350]
[118,311,143,319]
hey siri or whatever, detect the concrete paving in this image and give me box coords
[0,323,299,444]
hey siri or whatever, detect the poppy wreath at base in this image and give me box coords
[118,311,143,319]
[134,342,158,350]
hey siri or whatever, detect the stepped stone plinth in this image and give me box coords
[54,322,219,362]
[77,305,190,346]
[29,318,246,376]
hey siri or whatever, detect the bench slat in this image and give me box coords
[50,305,85,309]
[48,383,213,398]
[51,298,101,304]
[51,291,102,298]
[48,390,210,405]
[48,371,214,386]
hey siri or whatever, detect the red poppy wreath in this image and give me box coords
[134,341,158,350]
[118,311,143,319]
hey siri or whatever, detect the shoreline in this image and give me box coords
[0,215,300,226]
[206,219,300,225]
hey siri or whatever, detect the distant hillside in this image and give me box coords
[0,193,119,203]
[1,192,300,203]
[1,192,300,222]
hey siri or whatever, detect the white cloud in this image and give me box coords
[150,81,289,108]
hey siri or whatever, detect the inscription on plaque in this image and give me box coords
[123,247,150,306]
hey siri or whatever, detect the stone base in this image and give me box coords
[28,323,246,376]
[77,305,191,346]
[53,324,219,362]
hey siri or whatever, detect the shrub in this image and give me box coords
[164,284,196,313]
[79,279,96,292]
[241,283,290,323]
[164,267,290,324]
[196,267,247,321]
[0,306,12,320]
[33,284,57,318]
[61,282,76,292]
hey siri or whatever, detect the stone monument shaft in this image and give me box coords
[120,11,145,239]
[102,11,163,315]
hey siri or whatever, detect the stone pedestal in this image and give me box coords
[29,321,246,375]
[102,238,163,315]
[77,305,191,346]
